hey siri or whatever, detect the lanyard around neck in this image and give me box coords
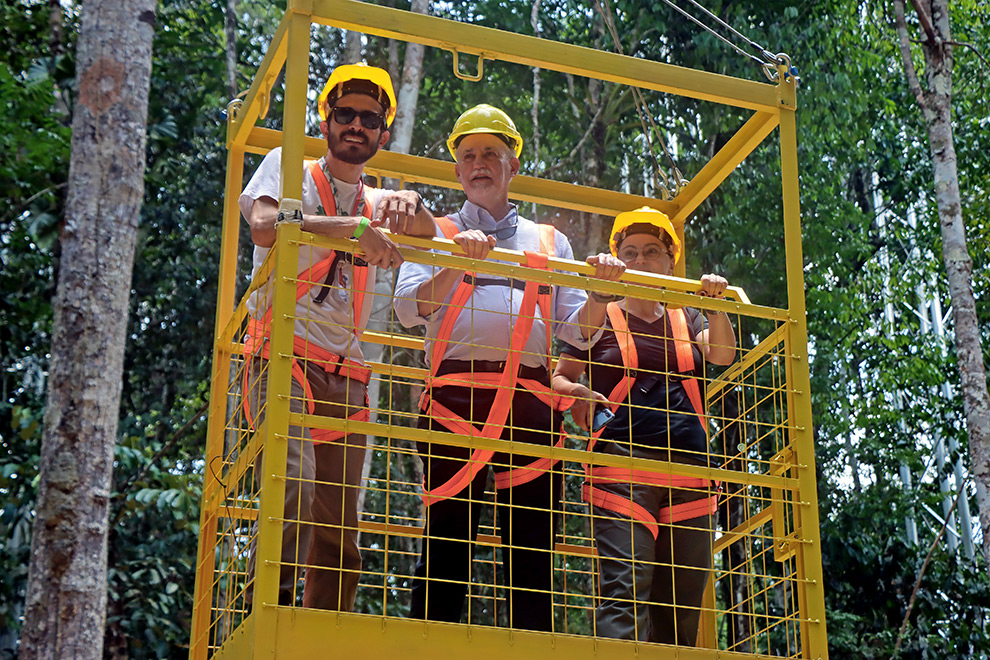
[321,157,365,217]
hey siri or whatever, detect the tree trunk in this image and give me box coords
[388,0,429,155]
[344,30,362,65]
[530,0,542,183]
[894,0,990,570]
[225,0,237,99]
[18,0,156,658]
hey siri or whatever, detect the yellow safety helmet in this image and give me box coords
[318,63,397,126]
[446,104,523,160]
[609,206,681,263]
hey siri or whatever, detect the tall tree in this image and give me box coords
[893,0,990,569]
[389,0,429,154]
[18,0,157,657]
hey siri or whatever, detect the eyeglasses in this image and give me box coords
[330,106,386,130]
[484,225,518,240]
[617,244,671,263]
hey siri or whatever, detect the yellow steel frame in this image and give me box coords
[189,0,827,658]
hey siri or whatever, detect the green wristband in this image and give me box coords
[352,216,371,239]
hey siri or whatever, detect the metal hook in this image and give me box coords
[225,98,243,125]
[451,49,486,82]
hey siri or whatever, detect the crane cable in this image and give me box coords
[593,0,683,200]
[656,0,795,82]
[592,0,798,198]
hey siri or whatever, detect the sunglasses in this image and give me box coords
[484,224,518,240]
[330,106,386,130]
[617,244,671,263]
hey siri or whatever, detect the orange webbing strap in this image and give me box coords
[585,302,638,455]
[427,216,470,372]
[492,436,564,490]
[583,304,718,533]
[583,482,659,539]
[657,494,718,525]
[307,159,372,338]
[420,249,549,506]
[536,224,556,370]
[428,372,558,410]
[667,307,706,427]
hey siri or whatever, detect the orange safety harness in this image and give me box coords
[419,216,567,506]
[583,303,718,539]
[242,160,373,443]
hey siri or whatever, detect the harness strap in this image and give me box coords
[583,303,717,531]
[420,218,560,505]
[584,483,659,539]
[307,159,373,339]
[492,437,565,490]
[240,163,374,441]
[667,307,705,425]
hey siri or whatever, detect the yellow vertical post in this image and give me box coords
[251,9,313,660]
[188,139,246,660]
[778,73,829,659]
[277,5,313,212]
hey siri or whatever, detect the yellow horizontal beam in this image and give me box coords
[228,15,290,147]
[244,126,675,218]
[222,608,792,660]
[361,331,425,352]
[306,0,782,113]
[713,507,773,554]
[293,232,783,321]
[292,414,798,492]
[672,111,779,226]
[706,323,788,400]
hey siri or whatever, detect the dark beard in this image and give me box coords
[328,130,379,165]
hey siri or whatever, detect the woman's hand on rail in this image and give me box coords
[697,273,728,298]
[586,253,626,281]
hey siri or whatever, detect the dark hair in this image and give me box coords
[452,132,515,152]
[615,222,674,250]
[328,79,390,113]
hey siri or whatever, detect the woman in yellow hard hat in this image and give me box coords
[552,206,735,644]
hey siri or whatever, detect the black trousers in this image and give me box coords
[410,379,562,631]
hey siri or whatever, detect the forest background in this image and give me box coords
[1,0,988,658]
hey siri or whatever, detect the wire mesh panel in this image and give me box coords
[190,226,824,660]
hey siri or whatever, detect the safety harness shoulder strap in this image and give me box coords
[306,160,371,339]
[240,161,374,443]
[421,219,561,504]
[583,304,716,538]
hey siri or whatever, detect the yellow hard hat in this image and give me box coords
[446,104,523,160]
[609,206,681,263]
[318,63,397,126]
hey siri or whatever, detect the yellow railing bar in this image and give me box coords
[706,324,788,400]
[290,232,774,319]
[292,414,799,492]
[227,14,290,147]
[713,507,773,554]
[671,110,780,226]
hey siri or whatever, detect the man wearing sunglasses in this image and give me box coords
[238,63,435,612]
[393,104,625,631]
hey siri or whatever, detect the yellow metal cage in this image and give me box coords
[189,1,827,659]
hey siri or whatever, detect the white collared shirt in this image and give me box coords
[393,200,601,367]
[239,147,382,361]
